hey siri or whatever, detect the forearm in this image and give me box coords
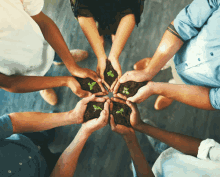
[0,74,70,93]
[136,123,202,157]
[108,14,135,61]
[37,14,78,72]
[152,82,215,110]
[9,111,72,133]
[78,17,107,61]
[144,22,184,80]
[50,128,90,177]
[123,134,154,177]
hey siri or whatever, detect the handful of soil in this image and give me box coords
[118,81,148,98]
[104,60,118,87]
[84,101,105,122]
[75,77,102,94]
[110,100,132,127]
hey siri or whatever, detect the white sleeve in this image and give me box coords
[22,0,44,16]
[197,138,220,161]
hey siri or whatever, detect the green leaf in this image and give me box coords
[122,87,129,95]
[93,105,102,111]
[88,82,96,90]
[116,108,124,115]
[107,70,114,77]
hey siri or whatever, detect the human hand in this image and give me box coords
[96,58,111,90]
[110,114,135,136]
[113,69,150,94]
[68,95,108,124]
[126,81,155,103]
[108,58,122,92]
[71,66,107,96]
[81,99,110,134]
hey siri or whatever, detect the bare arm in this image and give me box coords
[143,21,184,80]
[31,12,78,73]
[9,111,72,133]
[50,100,110,177]
[123,134,154,177]
[152,82,215,110]
[136,122,202,157]
[78,16,107,61]
[0,73,69,93]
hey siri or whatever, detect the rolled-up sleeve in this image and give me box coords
[197,139,220,162]
[0,114,13,139]
[174,0,220,41]
[209,88,220,110]
[22,0,44,16]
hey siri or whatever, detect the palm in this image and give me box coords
[113,124,134,135]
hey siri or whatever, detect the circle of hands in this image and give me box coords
[69,58,153,135]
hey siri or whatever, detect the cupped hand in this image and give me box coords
[68,95,109,124]
[127,81,154,103]
[113,69,150,94]
[110,115,135,136]
[81,99,110,134]
[126,100,144,129]
[109,58,122,92]
[71,66,107,95]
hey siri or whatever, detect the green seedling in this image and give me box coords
[93,105,102,112]
[88,82,96,90]
[122,87,129,95]
[107,70,114,77]
[116,108,124,115]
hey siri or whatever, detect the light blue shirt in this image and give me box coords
[173,0,220,109]
[0,114,49,177]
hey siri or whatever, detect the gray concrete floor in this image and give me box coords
[1,0,220,176]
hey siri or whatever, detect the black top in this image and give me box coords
[70,0,144,35]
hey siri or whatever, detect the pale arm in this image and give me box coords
[151,82,215,110]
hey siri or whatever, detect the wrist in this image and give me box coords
[108,55,118,61]
[80,124,93,136]
[123,133,137,143]
[97,56,107,62]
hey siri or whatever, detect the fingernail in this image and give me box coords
[98,78,102,82]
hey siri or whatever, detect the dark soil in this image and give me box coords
[84,102,105,122]
[110,101,132,127]
[104,59,118,87]
[118,81,148,98]
[75,77,102,94]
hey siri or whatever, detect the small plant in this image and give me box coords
[107,70,114,77]
[116,108,124,115]
[93,105,102,112]
[122,87,129,95]
[88,82,96,90]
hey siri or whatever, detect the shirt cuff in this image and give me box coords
[197,139,216,160]
[209,88,220,110]
[0,114,13,139]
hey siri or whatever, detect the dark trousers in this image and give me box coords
[22,129,62,174]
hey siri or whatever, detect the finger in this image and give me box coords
[97,81,107,93]
[99,109,108,125]
[110,77,118,92]
[92,96,106,102]
[119,72,131,83]
[76,89,92,98]
[94,92,108,96]
[102,79,111,91]
[126,100,138,113]
[81,94,96,104]
[113,79,120,94]
[111,97,127,104]
[116,93,127,100]
[103,100,110,115]
[89,71,102,83]
[110,115,116,130]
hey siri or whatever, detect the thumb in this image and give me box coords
[82,94,95,104]
[110,115,116,130]
[89,70,102,83]
[76,89,92,98]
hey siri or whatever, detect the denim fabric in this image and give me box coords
[0,114,49,177]
[173,0,220,110]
